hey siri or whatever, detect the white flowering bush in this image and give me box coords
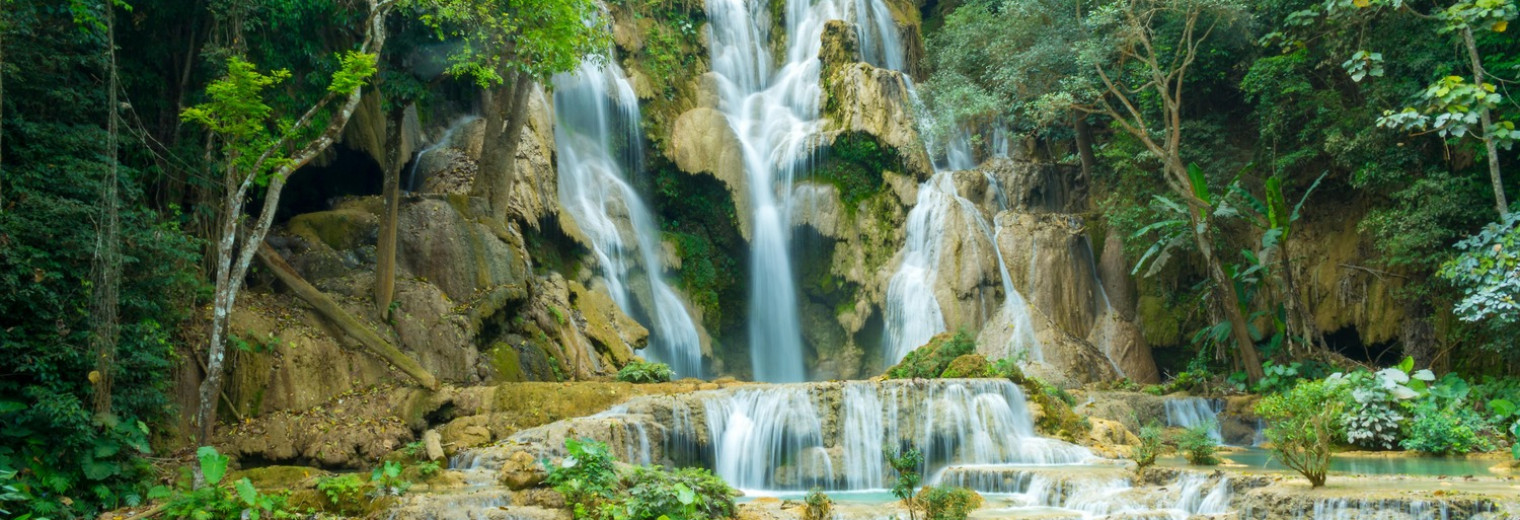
[1325,359,1435,450]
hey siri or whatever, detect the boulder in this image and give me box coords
[499,450,546,490]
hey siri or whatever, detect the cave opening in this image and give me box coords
[1325,326,1400,366]
[275,145,384,222]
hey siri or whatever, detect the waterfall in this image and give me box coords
[553,56,703,377]
[1164,397,1224,443]
[701,379,1092,492]
[705,0,909,382]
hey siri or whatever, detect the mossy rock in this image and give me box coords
[233,465,326,492]
[885,331,977,379]
[287,209,378,251]
[1136,295,1183,346]
[941,354,990,378]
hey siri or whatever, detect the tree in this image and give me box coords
[1328,0,1518,217]
[419,0,606,223]
[1438,211,1520,348]
[1070,0,1267,382]
[180,0,390,444]
[89,0,123,418]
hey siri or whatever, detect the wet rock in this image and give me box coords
[499,450,546,490]
[668,107,750,239]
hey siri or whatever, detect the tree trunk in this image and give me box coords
[91,0,122,418]
[1185,196,1266,383]
[375,108,406,315]
[492,76,533,224]
[1073,113,1098,211]
[257,243,438,389]
[1463,27,1508,217]
[473,74,532,224]
[196,0,391,445]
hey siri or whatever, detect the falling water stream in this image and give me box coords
[553,56,704,377]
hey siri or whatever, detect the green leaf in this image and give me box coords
[81,458,119,480]
[1489,399,1516,418]
[197,446,229,486]
[1187,163,1211,205]
[1397,356,1415,374]
[0,401,25,414]
[675,483,695,505]
[235,478,257,506]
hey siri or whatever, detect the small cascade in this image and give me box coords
[553,54,703,377]
[591,405,654,465]
[405,116,478,193]
[1246,497,1500,520]
[700,379,1092,492]
[938,466,1234,518]
[1164,397,1224,443]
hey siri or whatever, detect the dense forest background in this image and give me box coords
[0,0,1516,517]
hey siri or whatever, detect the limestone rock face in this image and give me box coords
[669,106,750,239]
[993,212,1158,383]
[821,62,932,178]
[397,197,529,302]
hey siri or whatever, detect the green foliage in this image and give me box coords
[613,466,736,520]
[1133,422,1165,471]
[1400,399,1495,455]
[544,438,619,519]
[802,488,832,520]
[415,460,442,478]
[418,0,609,86]
[886,331,978,379]
[617,360,676,384]
[1177,421,1221,465]
[885,447,923,520]
[315,474,366,514]
[158,447,294,520]
[541,438,736,520]
[914,486,981,520]
[369,460,410,497]
[1257,379,1344,487]
[653,163,743,334]
[815,133,899,211]
[1438,212,1520,343]
[989,357,1027,384]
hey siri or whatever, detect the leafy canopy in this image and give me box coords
[418,0,609,87]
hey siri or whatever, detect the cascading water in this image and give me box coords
[553,56,703,377]
[406,116,478,192]
[1164,397,1224,443]
[702,380,1092,492]
[705,0,908,382]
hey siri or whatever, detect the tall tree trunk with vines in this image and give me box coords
[91,0,123,418]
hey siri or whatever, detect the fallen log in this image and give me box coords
[255,242,440,390]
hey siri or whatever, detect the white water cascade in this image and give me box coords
[702,379,1093,492]
[1164,397,1224,443]
[553,57,704,377]
[705,0,907,382]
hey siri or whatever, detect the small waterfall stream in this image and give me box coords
[553,56,704,377]
[1164,397,1225,443]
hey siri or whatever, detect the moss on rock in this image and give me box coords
[941,354,991,378]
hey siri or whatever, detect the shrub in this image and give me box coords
[885,447,923,520]
[915,486,982,520]
[990,357,1026,383]
[157,447,294,520]
[370,460,411,496]
[1400,401,1495,455]
[617,361,676,384]
[1132,422,1164,471]
[1329,365,1427,450]
[1177,421,1220,465]
[803,488,832,520]
[618,466,737,520]
[1257,379,1344,487]
[545,438,619,519]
